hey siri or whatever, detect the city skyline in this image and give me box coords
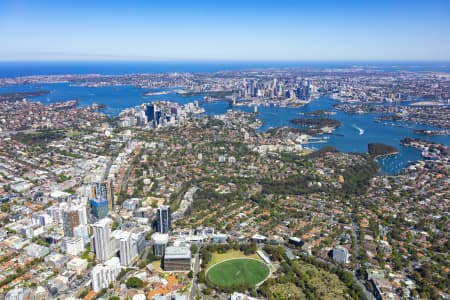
[1,0,450,61]
[0,45,449,300]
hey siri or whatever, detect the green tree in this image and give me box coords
[190,244,198,255]
[112,220,120,230]
[126,277,144,289]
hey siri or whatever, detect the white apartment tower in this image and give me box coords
[93,218,112,262]
[91,257,120,292]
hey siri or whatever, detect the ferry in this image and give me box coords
[352,124,365,135]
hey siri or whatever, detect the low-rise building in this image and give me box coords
[67,257,88,275]
[24,243,50,258]
[332,246,350,264]
[163,245,191,271]
[63,237,85,256]
[45,252,68,270]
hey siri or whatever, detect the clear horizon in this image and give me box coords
[1,60,450,63]
[1,0,450,61]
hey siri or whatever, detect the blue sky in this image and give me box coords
[0,0,449,61]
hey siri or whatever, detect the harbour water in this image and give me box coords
[0,82,449,175]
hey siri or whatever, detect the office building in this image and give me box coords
[91,198,108,220]
[145,104,155,122]
[163,245,191,271]
[156,205,171,233]
[151,232,169,256]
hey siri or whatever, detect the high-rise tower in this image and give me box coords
[156,205,171,234]
[93,218,112,262]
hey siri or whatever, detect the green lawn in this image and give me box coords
[206,250,259,269]
[206,258,269,288]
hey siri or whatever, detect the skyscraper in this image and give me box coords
[74,224,90,244]
[91,198,109,220]
[62,209,79,237]
[145,104,155,122]
[110,230,143,266]
[62,203,87,237]
[93,218,112,262]
[119,234,137,266]
[90,181,114,211]
[156,205,171,234]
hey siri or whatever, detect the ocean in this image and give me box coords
[1,61,450,77]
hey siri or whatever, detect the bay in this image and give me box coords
[0,82,449,176]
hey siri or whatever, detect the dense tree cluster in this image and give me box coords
[290,118,341,128]
[14,130,66,147]
[367,143,398,156]
[261,173,323,195]
[340,157,378,196]
[261,245,366,300]
[262,150,378,197]
[125,277,144,289]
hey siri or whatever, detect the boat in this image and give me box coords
[352,124,365,135]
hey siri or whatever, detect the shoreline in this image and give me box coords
[373,151,400,159]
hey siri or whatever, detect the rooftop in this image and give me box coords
[164,246,191,260]
[151,232,169,244]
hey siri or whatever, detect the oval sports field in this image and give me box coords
[206,258,270,288]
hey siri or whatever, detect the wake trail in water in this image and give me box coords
[352,124,365,135]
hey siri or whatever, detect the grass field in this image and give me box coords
[206,250,259,269]
[206,258,269,288]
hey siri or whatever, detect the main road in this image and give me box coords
[190,252,200,300]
